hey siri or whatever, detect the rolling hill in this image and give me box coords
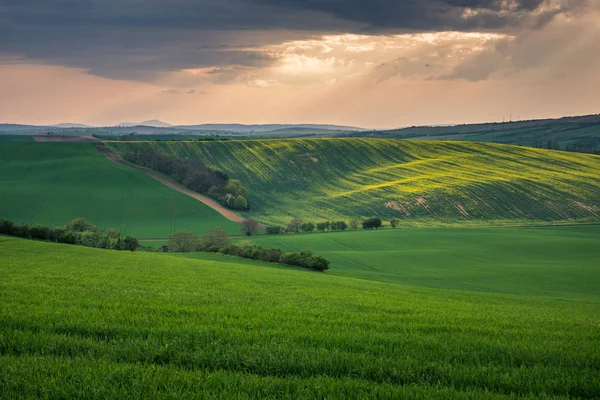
[108,139,600,226]
[1,236,599,398]
[346,114,600,153]
[0,142,240,238]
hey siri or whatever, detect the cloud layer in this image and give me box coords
[1,0,598,127]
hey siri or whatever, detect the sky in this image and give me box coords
[1,0,599,129]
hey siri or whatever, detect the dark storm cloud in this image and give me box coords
[0,0,586,82]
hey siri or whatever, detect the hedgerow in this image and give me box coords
[0,218,138,251]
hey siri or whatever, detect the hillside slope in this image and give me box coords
[0,142,240,237]
[109,139,600,226]
[347,114,600,152]
[1,237,599,398]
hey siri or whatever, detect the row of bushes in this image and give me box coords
[122,148,249,210]
[0,218,138,251]
[267,217,387,234]
[168,229,329,271]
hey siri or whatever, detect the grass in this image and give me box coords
[108,138,600,226]
[1,236,599,398]
[0,142,240,238]
[233,225,600,300]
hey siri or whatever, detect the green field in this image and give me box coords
[109,139,600,226]
[1,236,599,398]
[347,114,600,152]
[0,135,35,142]
[0,142,240,238]
[230,225,600,299]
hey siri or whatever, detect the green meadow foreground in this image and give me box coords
[1,235,599,398]
[109,139,600,226]
[0,143,239,238]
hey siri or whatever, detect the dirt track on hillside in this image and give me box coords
[94,144,264,228]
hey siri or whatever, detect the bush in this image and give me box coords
[28,225,52,241]
[121,236,139,252]
[390,218,399,228]
[169,231,200,253]
[0,219,16,235]
[266,226,283,235]
[55,228,77,244]
[234,195,248,210]
[202,227,230,251]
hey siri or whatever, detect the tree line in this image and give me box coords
[0,218,139,251]
[123,148,250,210]
[168,229,329,271]
[266,217,394,234]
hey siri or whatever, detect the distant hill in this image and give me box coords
[174,123,366,133]
[51,123,92,128]
[344,114,600,153]
[116,120,172,128]
[109,139,600,226]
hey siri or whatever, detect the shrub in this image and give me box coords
[234,195,248,210]
[390,218,399,228]
[169,231,200,253]
[28,225,52,241]
[121,236,139,252]
[266,226,283,235]
[77,230,102,247]
[0,219,16,235]
[56,228,77,244]
[202,227,230,251]
[349,218,360,230]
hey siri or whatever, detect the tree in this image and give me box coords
[300,222,315,233]
[362,217,382,230]
[223,179,248,198]
[287,217,303,233]
[349,218,360,230]
[316,222,328,232]
[390,218,399,228]
[169,231,200,252]
[241,219,259,236]
[201,227,230,250]
[234,195,248,210]
[331,221,347,231]
[121,236,139,252]
[65,217,96,233]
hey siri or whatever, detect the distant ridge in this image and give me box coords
[52,123,92,128]
[173,123,367,133]
[116,120,172,128]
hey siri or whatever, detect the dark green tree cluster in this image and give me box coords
[268,217,386,235]
[123,148,248,210]
[167,228,329,271]
[362,218,383,229]
[0,218,138,251]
